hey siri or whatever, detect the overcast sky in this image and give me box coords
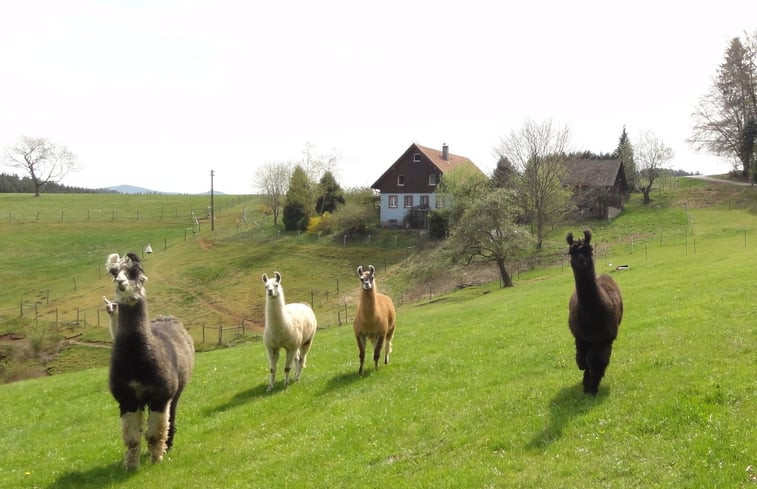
[1,1,755,194]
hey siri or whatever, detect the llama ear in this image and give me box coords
[262,273,268,284]
[357,266,363,277]
[275,271,282,283]
[106,253,121,269]
[566,233,574,245]
[583,230,592,244]
[368,265,375,275]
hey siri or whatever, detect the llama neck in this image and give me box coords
[265,294,288,323]
[572,267,600,301]
[360,287,379,312]
[115,300,152,340]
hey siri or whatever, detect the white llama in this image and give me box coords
[262,271,317,391]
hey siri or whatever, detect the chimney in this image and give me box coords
[442,143,449,161]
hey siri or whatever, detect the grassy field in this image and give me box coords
[0,192,416,380]
[0,180,755,488]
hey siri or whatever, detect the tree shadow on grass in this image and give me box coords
[203,383,271,414]
[47,461,134,489]
[526,382,608,450]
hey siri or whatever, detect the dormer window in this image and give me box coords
[413,153,421,162]
[398,174,405,186]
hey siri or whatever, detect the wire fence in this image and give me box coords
[1,223,753,348]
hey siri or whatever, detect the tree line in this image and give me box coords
[0,172,102,194]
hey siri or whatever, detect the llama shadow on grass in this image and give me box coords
[318,370,374,396]
[204,383,271,414]
[47,461,134,489]
[526,383,608,450]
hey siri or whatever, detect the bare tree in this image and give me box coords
[636,131,673,204]
[254,161,291,226]
[4,136,79,196]
[689,32,757,180]
[497,119,573,250]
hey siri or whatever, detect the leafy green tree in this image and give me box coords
[332,186,378,235]
[282,165,312,231]
[491,156,517,188]
[446,188,534,287]
[690,33,757,179]
[614,126,637,191]
[436,164,491,224]
[315,171,345,214]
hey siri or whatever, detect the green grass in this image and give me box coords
[0,180,755,488]
[0,192,416,379]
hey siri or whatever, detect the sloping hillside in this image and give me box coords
[0,179,755,488]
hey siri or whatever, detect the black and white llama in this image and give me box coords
[105,253,195,470]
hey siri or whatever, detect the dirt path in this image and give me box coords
[685,175,755,187]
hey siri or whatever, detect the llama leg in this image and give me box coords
[146,401,171,463]
[584,341,613,395]
[165,393,182,451]
[372,335,384,370]
[121,409,144,470]
[384,327,395,365]
[296,338,313,381]
[283,348,298,387]
[266,347,279,391]
[356,334,367,374]
[574,338,591,370]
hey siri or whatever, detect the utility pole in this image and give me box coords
[210,170,215,231]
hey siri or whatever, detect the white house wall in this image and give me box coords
[378,192,441,226]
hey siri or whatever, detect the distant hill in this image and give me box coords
[105,184,172,194]
[105,184,223,195]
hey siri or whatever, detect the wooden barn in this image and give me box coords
[562,158,629,219]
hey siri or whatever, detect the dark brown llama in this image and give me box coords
[566,230,623,395]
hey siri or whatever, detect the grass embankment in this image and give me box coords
[0,179,755,487]
[0,192,415,380]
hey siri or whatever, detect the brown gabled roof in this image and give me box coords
[562,159,623,187]
[371,142,481,189]
[414,144,477,173]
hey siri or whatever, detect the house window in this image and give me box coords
[397,174,405,186]
[413,153,421,162]
[420,195,430,208]
[436,196,445,208]
[428,173,437,186]
[388,195,398,208]
[404,195,414,208]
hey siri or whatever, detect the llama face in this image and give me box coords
[566,231,594,271]
[262,272,282,298]
[357,265,375,291]
[106,253,148,305]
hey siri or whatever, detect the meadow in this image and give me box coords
[0,179,755,488]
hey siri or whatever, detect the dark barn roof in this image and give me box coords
[562,159,627,189]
